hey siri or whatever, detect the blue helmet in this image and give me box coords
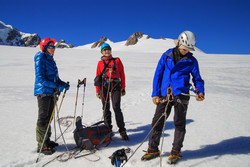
[100,43,111,53]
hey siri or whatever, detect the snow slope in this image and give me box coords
[0,43,250,167]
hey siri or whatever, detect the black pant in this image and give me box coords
[37,95,55,128]
[36,95,55,148]
[100,81,125,132]
[149,94,190,151]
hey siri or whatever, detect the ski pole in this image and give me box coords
[55,88,70,154]
[73,80,81,127]
[73,78,86,127]
[81,78,87,118]
[36,93,60,163]
[53,110,57,142]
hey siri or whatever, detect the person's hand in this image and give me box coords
[152,96,160,105]
[96,92,101,99]
[121,89,126,96]
[65,82,70,90]
[58,84,65,93]
[196,93,204,101]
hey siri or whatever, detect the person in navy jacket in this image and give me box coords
[142,31,205,163]
[34,38,70,155]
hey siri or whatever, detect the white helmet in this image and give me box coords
[177,31,196,51]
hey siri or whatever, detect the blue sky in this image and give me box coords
[1,0,250,54]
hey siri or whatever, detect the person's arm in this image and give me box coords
[191,57,205,95]
[152,53,166,97]
[96,61,102,93]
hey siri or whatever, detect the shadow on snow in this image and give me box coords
[109,119,194,147]
[181,136,250,161]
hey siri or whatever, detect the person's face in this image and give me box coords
[179,48,189,55]
[103,48,111,57]
[47,42,55,56]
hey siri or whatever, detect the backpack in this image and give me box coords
[74,116,113,150]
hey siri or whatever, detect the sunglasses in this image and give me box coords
[47,45,56,49]
[103,48,111,51]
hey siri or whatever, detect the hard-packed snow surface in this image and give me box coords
[0,43,250,167]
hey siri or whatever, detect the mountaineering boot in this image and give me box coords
[141,148,160,161]
[37,146,55,155]
[47,140,59,148]
[120,131,129,141]
[167,149,182,164]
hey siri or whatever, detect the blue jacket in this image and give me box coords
[34,51,65,96]
[152,48,205,97]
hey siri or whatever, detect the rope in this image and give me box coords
[159,101,169,167]
[121,98,172,167]
[42,148,100,167]
[101,69,112,121]
[55,116,88,142]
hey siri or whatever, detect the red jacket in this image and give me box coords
[96,56,125,93]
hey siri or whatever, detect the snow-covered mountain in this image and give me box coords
[0,21,203,53]
[0,21,41,47]
[0,21,73,48]
[77,34,204,54]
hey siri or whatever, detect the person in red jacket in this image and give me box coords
[95,43,128,141]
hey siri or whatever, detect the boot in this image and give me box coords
[120,131,129,141]
[47,140,59,148]
[141,147,160,161]
[37,146,55,155]
[167,149,181,164]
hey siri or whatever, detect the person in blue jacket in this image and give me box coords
[34,38,70,155]
[142,31,205,164]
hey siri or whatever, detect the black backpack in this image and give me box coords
[74,116,113,150]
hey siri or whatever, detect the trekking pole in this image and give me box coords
[73,78,85,127]
[53,111,57,142]
[81,78,87,118]
[36,93,60,163]
[55,87,70,154]
[102,69,112,121]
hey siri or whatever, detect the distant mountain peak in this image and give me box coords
[91,36,111,48]
[125,32,144,46]
[0,21,73,48]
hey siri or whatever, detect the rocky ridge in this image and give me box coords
[0,21,73,48]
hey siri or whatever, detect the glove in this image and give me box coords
[65,83,70,90]
[58,84,65,93]
[121,89,126,96]
[96,92,101,99]
[196,93,205,101]
[152,96,160,105]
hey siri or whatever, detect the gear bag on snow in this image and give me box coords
[74,116,113,150]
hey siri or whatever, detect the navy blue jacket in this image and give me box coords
[34,51,65,96]
[152,48,204,97]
